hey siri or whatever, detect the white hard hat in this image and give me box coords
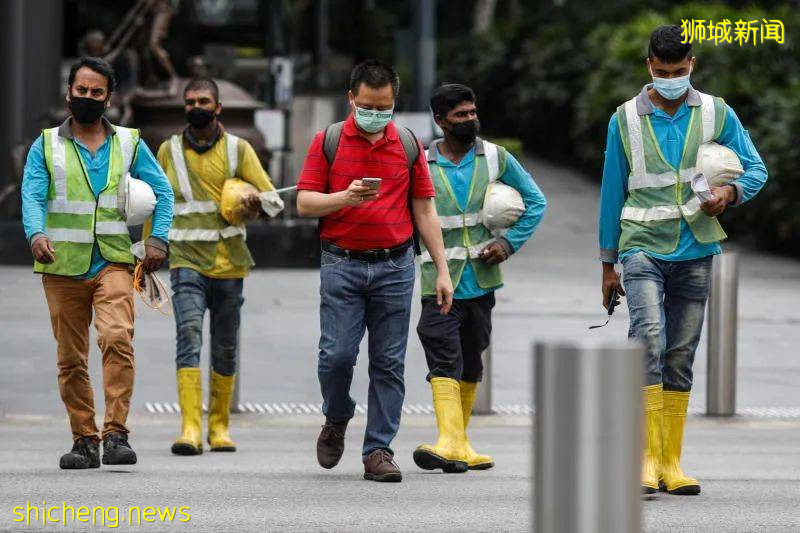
[697,142,743,188]
[483,182,524,231]
[124,174,157,226]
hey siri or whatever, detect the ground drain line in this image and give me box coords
[143,402,800,419]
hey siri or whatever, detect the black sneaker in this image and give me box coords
[59,437,100,469]
[316,418,348,469]
[102,433,137,465]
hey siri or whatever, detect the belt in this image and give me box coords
[321,239,412,263]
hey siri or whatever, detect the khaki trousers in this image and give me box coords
[42,264,135,441]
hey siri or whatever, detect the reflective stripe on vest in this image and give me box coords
[168,226,247,242]
[226,133,239,178]
[438,211,484,229]
[484,141,501,183]
[420,238,495,263]
[46,228,95,244]
[95,220,130,235]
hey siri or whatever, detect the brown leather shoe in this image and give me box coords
[364,449,402,482]
[317,418,348,469]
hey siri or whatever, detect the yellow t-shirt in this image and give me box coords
[153,133,274,279]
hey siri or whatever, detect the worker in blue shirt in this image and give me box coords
[415,84,546,474]
[20,57,174,470]
[598,26,767,496]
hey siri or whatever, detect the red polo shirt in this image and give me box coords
[296,115,435,250]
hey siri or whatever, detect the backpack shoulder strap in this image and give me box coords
[322,121,345,166]
[397,126,422,255]
[397,126,420,179]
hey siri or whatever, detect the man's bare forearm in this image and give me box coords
[412,198,448,272]
[296,190,347,218]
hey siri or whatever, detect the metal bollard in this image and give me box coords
[706,252,739,416]
[473,344,492,414]
[534,340,643,533]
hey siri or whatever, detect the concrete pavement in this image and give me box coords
[0,415,799,532]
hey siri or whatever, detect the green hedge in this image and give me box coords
[483,137,524,161]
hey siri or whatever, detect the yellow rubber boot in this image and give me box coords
[208,371,237,452]
[661,391,700,495]
[413,378,468,473]
[641,384,663,493]
[459,381,494,470]
[171,368,203,455]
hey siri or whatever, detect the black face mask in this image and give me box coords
[69,96,107,124]
[447,118,480,144]
[186,107,216,129]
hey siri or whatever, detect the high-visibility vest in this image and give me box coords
[617,92,728,255]
[34,125,137,276]
[162,133,253,271]
[420,138,505,296]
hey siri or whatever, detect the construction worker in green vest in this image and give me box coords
[414,84,547,473]
[21,57,174,469]
[599,26,768,495]
[152,77,278,456]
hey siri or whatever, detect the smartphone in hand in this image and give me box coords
[362,177,382,190]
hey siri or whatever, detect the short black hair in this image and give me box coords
[349,59,400,97]
[68,56,116,93]
[183,77,220,103]
[430,84,476,118]
[648,25,693,63]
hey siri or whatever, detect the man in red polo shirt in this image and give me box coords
[297,59,452,482]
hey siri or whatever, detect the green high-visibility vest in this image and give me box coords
[34,125,138,276]
[163,133,253,271]
[617,91,728,255]
[420,138,505,297]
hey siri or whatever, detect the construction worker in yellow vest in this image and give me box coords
[599,26,767,495]
[21,57,174,469]
[152,77,277,456]
[414,84,547,473]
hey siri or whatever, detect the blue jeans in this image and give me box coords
[622,252,713,392]
[318,246,415,460]
[170,268,244,376]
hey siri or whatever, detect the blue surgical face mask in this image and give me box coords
[651,65,692,101]
[353,105,393,133]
